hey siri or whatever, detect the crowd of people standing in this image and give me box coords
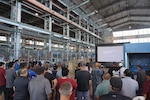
[0,59,150,100]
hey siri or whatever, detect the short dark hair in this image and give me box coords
[8,62,15,68]
[137,65,142,69]
[124,69,131,77]
[20,63,27,68]
[34,67,45,75]
[15,60,19,62]
[146,70,150,76]
[110,77,122,91]
[62,67,69,76]
[0,62,4,66]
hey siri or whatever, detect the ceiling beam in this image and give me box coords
[81,10,98,18]
[26,0,102,40]
[112,21,150,29]
[112,22,130,29]
[98,0,126,12]
[109,16,150,26]
[104,8,150,21]
[94,19,102,23]
[68,0,89,11]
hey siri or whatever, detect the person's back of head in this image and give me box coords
[15,60,18,63]
[20,62,28,69]
[146,70,150,80]
[103,73,111,80]
[110,77,122,92]
[78,62,86,70]
[78,62,86,67]
[137,65,142,70]
[59,82,72,100]
[34,67,45,75]
[62,67,69,77]
[18,68,28,77]
[53,64,57,70]
[8,61,15,69]
[0,62,4,68]
[124,69,132,77]
[95,62,100,68]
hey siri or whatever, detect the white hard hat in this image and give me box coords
[119,63,123,67]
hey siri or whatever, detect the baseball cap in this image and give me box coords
[78,62,86,67]
[119,63,123,67]
[110,77,122,91]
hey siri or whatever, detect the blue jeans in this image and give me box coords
[77,90,89,100]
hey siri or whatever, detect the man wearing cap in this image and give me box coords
[99,77,131,100]
[108,62,120,77]
[119,63,126,78]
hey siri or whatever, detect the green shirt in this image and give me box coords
[95,80,110,96]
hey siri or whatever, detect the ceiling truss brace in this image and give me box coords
[68,0,89,11]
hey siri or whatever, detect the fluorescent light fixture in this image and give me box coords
[106,28,112,31]
[52,20,54,23]
[77,40,82,42]
[35,13,39,16]
[83,42,87,44]
[100,23,108,27]
[53,34,62,38]
[90,43,95,46]
[71,38,76,41]
[63,36,69,39]
[95,10,98,13]
[95,19,102,23]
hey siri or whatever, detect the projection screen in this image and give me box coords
[97,45,124,62]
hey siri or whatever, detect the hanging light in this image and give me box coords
[129,25,131,29]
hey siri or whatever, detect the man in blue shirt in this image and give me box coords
[14,60,19,76]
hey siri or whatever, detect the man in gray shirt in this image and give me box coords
[6,61,16,100]
[28,67,52,100]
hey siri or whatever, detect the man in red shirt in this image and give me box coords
[142,70,150,100]
[53,67,77,100]
[0,62,6,100]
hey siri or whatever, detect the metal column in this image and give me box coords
[11,2,21,59]
[66,11,70,63]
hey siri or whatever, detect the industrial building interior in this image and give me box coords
[0,0,150,63]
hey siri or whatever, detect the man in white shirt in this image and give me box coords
[121,69,139,98]
[119,63,126,78]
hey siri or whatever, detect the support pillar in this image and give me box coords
[11,2,21,59]
[78,30,81,41]
[78,45,81,59]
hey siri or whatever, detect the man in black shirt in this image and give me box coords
[108,62,120,77]
[44,66,56,100]
[14,68,29,100]
[99,77,131,100]
[75,62,92,100]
